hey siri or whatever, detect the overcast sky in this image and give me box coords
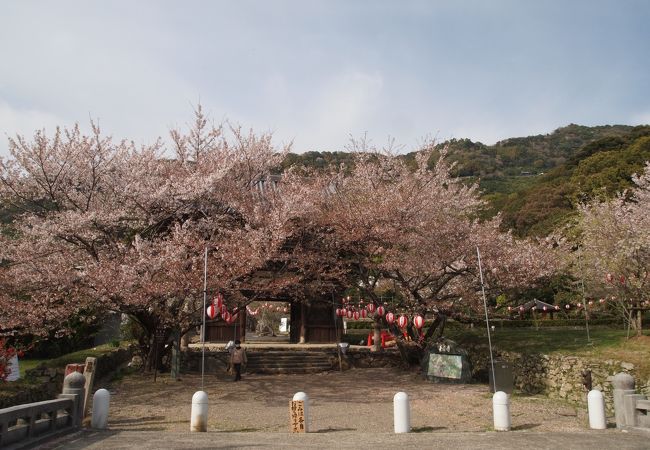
[1,0,649,156]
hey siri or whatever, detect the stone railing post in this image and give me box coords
[59,371,86,428]
[612,372,635,429]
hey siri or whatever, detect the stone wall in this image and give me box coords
[466,344,649,412]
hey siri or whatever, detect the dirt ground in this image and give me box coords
[100,367,592,433]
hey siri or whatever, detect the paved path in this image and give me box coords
[46,429,650,450]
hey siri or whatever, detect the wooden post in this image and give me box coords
[82,357,97,418]
[289,400,306,433]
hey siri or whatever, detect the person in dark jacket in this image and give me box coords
[229,340,247,381]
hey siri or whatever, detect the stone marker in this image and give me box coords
[190,391,208,432]
[587,390,606,430]
[393,392,410,433]
[292,392,310,432]
[493,391,511,431]
[91,389,110,429]
[612,373,635,429]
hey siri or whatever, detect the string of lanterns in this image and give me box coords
[334,298,425,330]
[507,297,649,314]
[206,295,289,324]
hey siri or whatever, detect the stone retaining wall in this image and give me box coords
[466,345,649,412]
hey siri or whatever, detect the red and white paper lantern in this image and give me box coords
[376,306,385,317]
[385,312,395,324]
[360,309,367,319]
[366,303,376,314]
[214,294,224,309]
[206,304,218,319]
[413,315,424,329]
[346,310,354,319]
[223,311,232,323]
[397,315,408,329]
[353,311,360,320]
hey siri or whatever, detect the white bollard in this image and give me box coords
[587,390,607,429]
[190,391,209,432]
[91,389,110,429]
[292,392,310,432]
[393,392,410,433]
[493,391,511,431]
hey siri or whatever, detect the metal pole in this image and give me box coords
[477,246,497,393]
[577,248,591,343]
[201,246,208,390]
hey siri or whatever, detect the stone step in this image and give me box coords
[244,350,333,374]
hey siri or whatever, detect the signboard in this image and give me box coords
[427,353,463,380]
[289,400,306,433]
[83,357,97,417]
[6,355,20,381]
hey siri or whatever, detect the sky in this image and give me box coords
[1,0,649,156]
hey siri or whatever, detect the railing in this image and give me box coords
[0,372,85,449]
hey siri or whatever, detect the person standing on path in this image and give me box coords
[230,340,247,381]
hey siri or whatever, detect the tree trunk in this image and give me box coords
[636,308,643,336]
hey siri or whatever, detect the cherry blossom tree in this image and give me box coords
[314,138,558,358]
[575,162,650,336]
[0,107,314,369]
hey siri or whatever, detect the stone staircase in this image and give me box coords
[245,350,334,374]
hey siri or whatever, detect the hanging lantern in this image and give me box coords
[220,304,227,315]
[360,309,367,319]
[577,303,582,308]
[215,294,223,309]
[542,306,547,311]
[223,311,232,323]
[376,306,385,317]
[353,311,360,320]
[206,304,218,319]
[366,303,376,314]
[554,305,560,310]
[599,298,605,304]
[385,312,395,324]
[620,275,625,284]
[588,300,594,306]
[565,304,570,309]
[606,273,613,283]
[519,306,524,312]
[413,315,424,329]
[346,310,354,319]
[335,308,341,317]
[507,306,512,311]
[397,315,408,328]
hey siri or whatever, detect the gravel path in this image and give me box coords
[103,367,592,433]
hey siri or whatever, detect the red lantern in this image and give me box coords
[376,306,385,317]
[413,315,424,329]
[360,309,367,319]
[336,308,342,317]
[606,273,613,283]
[223,311,232,323]
[385,312,395,324]
[220,304,227,315]
[397,315,408,328]
[206,304,217,319]
[215,294,223,309]
[366,303,375,314]
[353,311,360,320]
[346,310,354,319]
[620,275,625,284]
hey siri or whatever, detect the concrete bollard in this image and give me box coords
[190,391,208,432]
[492,391,511,431]
[292,392,310,432]
[91,389,111,429]
[587,390,606,430]
[612,373,635,429]
[60,371,87,427]
[393,392,410,433]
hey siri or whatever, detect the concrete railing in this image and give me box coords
[0,371,85,449]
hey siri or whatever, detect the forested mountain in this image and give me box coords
[281,124,650,237]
